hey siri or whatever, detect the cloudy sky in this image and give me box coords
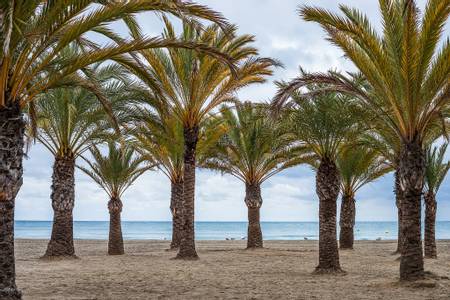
[16,0,450,222]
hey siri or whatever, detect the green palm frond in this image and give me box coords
[0,0,232,107]
[78,141,152,198]
[274,1,450,145]
[337,145,393,196]
[123,19,278,130]
[201,102,299,184]
[282,77,367,162]
[28,57,134,158]
[425,143,450,193]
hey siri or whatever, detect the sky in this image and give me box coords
[16,0,450,222]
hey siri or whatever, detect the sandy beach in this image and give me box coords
[16,239,450,299]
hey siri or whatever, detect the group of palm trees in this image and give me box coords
[0,0,448,299]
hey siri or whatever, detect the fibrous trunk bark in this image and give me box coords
[170,179,183,250]
[394,169,405,255]
[398,139,425,281]
[108,197,124,255]
[176,126,199,259]
[0,102,23,299]
[424,191,437,259]
[315,158,342,273]
[339,194,355,249]
[245,183,263,249]
[45,155,76,257]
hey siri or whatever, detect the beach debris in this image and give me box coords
[304,237,308,240]
[376,237,382,241]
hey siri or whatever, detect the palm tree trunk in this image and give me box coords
[170,179,183,250]
[424,191,437,259]
[315,158,342,273]
[108,197,124,255]
[176,126,199,259]
[0,101,23,299]
[398,139,425,281]
[45,155,76,257]
[339,194,355,249]
[394,169,404,255]
[245,183,263,249]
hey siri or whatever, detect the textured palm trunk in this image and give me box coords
[245,183,263,249]
[315,158,342,273]
[108,197,124,255]
[394,169,404,255]
[0,101,24,299]
[398,139,425,281]
[176,126,199,259]
[45,155,76,257]
[170,179,183,250]
[424,191,437,259]
[339,194,355,250]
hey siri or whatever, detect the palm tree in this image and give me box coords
[275,82,364,273]
[124,20,278,259]
[130,100,225,250]
[201,102,298,249]
[424,143,450,258]
[361,129,405,254]
[78,142,150,255]
[274,0,450,281]
[0,1,231,296]
[31,63,131,258]
[336,145,392,249]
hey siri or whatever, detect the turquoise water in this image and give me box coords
[15,221,450,240]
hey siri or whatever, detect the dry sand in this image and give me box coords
[15,239,450,299]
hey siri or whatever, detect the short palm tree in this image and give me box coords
[130,100,225,250]
[32,62,133,258]
[125,20,278,259]
[0,1,231,296]
[424,143,450,258]
[336,145,392,249]
[274,0,450,281]
[276,83,364,273]
[78,142,150,255]
[201,102,298,249]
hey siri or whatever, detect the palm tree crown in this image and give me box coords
[202,102,296,185]
[78,142,151,200]
[425,143,450,194]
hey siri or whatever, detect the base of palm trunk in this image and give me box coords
[313,266,346,275]
[247,207,263,249]
[339,227,354,249]
[0,288,22,300]
[175,249,199,260]
[45,210,75,257]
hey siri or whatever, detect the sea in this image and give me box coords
[14,221,450,241]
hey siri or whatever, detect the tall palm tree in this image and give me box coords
[424,143,450,258]
[0,1,231,296]
[336,145,391,249]
[124,20,278,259]
[275,0,450,281]
[130,99,225,250]
[32,63,131,258]
[201,102,298,249]
[78,142,150,255]
[276,82,364,273]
